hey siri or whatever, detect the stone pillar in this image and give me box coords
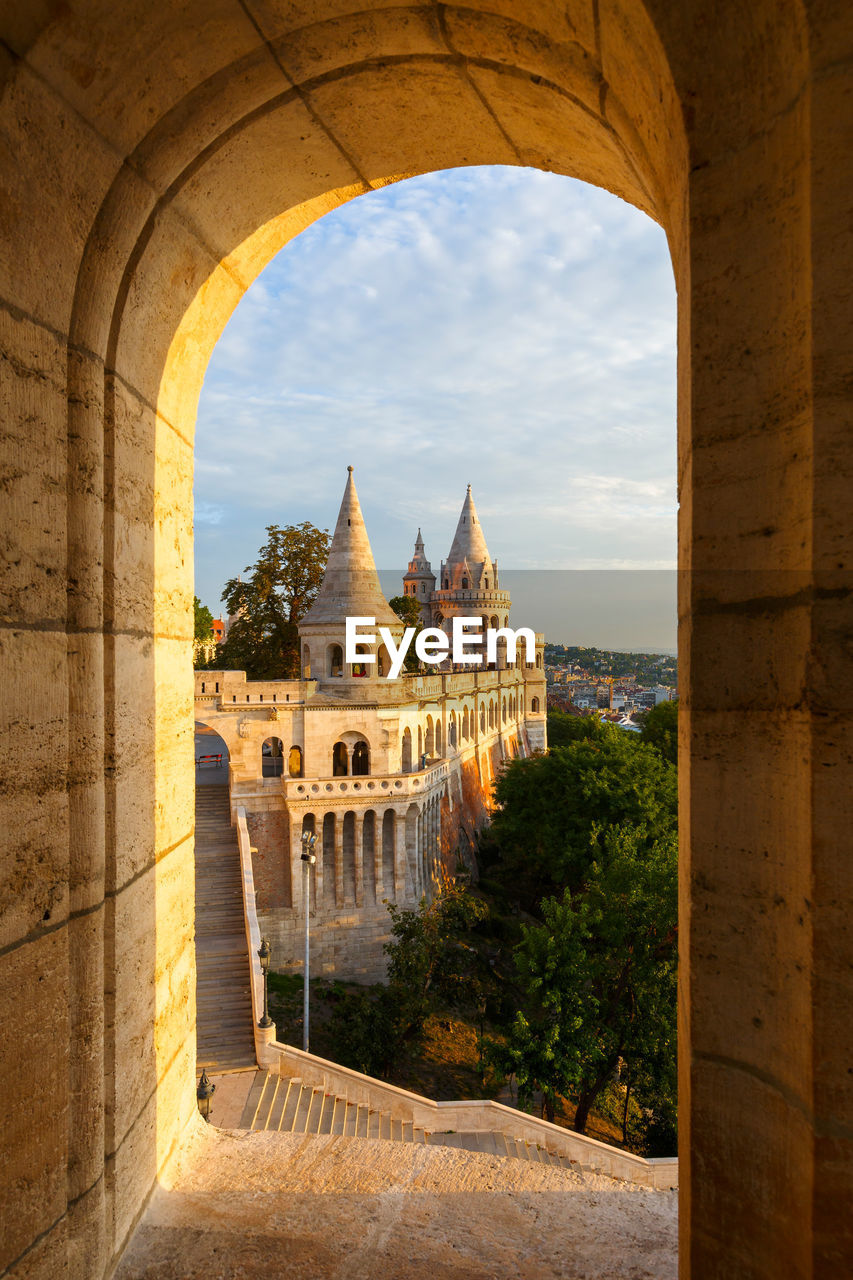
[312,820,323,912]
[394,810,407,902]
[374,811,384,900]
[333,811,343,907]
[290,819,305,916]
[415,807,423,897]
[354,811,364,907]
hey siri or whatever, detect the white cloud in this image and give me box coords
[194,166,677,635]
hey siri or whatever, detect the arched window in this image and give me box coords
[449,712,457,748]
[417,725,423,761]
[425,716,434,756]
[332,741,348,776]
[531,697,540,713]
[536,653,543,668]
[484,577,489,588]
[302,643,311,678]
[402,727,412,773]
[288,745,302,777]
[262,736,283,777]
[435,720,443,756]
[462,577,468,589]
[329,644,343,677]
[378,644,391,678]
[502,697,507,723]
[351,740,369,775]
[462,706,469,740]
[480,705,485,733]
[488,701,494,729]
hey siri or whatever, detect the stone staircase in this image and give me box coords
[244,1071,586,1171]
[195,785,256,1072]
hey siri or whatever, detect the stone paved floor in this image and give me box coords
[115,1119,677,1279]
[206,1069,259,1129]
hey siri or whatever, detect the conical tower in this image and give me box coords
[443,485,495,591]
[299,467,402,685]
[402,528,436,625]
[433,485,511,663]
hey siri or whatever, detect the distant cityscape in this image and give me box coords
[544,643,677,731]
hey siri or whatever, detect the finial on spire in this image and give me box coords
[347,465,354,473]
[467,483,471,492]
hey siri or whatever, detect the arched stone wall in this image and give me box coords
[1,3,850,1279]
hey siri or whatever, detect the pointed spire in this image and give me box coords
[408,527,431,572]
[300,467,399,627]
[446,484,492,577]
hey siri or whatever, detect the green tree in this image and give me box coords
[641,697,678,766]
[329,878,489,1076]
[546,709,605,748]
[388,595,424,673]
[494,824,677,1139]
[212,522,330,678]
[487,726,677,908]
[193,595,214,642]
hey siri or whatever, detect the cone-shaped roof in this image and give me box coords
[406,527,434,575]
[446,485,492,572]
[300,467,399,627]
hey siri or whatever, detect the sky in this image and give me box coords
[194,165,678,650]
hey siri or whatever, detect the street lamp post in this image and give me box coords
[301,830,317,1052]
[257,935,272,1028]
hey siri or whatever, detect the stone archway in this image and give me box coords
[2,4,849,1279]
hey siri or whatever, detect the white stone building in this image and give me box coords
[195,469,547,980]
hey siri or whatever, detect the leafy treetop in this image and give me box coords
[486,723,677,909]
[193,595,214,642]
[209,522,330,679]
[641,697,678,766]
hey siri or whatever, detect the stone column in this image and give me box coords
[394,810,407,902]
[333,810,343,907]
[415,807,423,897]
[313,820,323,911]
[290,818,305,916]
[374,811,384,900]
[354,810,364,907]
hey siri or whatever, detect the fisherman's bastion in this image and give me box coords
[4,2,851,1275]
[195,469,547,980]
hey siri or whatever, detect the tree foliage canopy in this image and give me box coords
[193,595,214,642]
[492,824,677,1146]
[486,725,677,908]
[210,522,330,679]
[388,595,425,672]
[641,697,678,766]
[546,709,606,749]
[329,879,488,1077]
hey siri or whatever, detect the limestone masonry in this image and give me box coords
[196,470,547,980]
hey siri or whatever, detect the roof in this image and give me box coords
[300,467,399,628]
[445,485,493,574]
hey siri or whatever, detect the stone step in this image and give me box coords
[242,1074,579,1171]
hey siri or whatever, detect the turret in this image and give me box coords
[299,467,403,686]
[432,486,511,664]
[402,528,436,625]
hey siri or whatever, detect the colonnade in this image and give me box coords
[290,795,443,914]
